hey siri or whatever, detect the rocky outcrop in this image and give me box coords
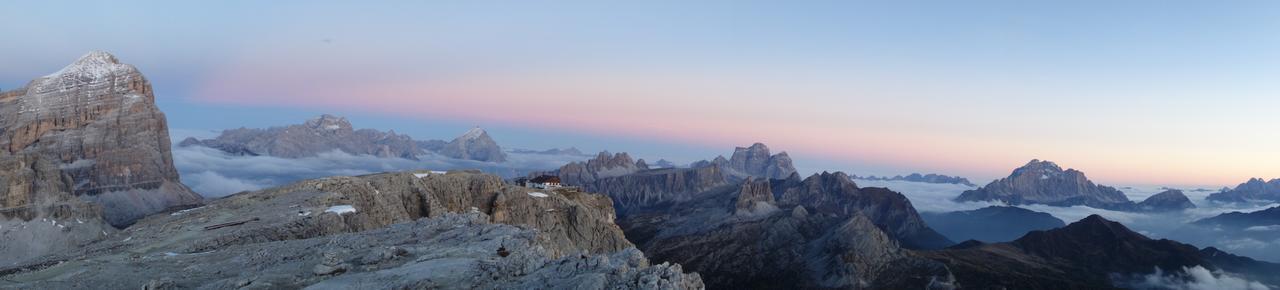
[545,151,651,186]
[0,51,201,228]
[853,173,976,186]
[1207,178,1280,203]
[187,170,634,257]
[179,114,437,160]
[0,170,702,289]
[1136,189,1196,212]
[732,177,776,215]
[694,143,796,179]
[954,159,1135,211]
[439,127,507,162]
[0,213,701,289]
[921,206,1065,243]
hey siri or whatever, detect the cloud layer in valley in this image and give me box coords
[858,179,1280,263]
[173,145,583,198]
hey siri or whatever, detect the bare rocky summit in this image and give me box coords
[955,159,1136,211]
[0,170,702,289]
[0,51,201,229]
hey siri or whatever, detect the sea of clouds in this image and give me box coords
[172,145,584,198]
[856,179,1280,264]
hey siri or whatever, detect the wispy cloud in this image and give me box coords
[1113,266,1270,290]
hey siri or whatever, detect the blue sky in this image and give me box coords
[4,1,1280,186]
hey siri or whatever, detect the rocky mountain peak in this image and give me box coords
[803,171,857,190]
[441,126,506,162]
[732,177,777,215]
[1137,189,1196,212]
[543,151,648,186]
[2,51,202,229]
[1208,177,1280,203]
[956,160,1135,211]
[694,143,796,179]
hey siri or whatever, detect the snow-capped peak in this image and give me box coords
[44,51,130,79]
[460,127,487,140]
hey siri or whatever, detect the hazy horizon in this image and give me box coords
[5,1,1280,186]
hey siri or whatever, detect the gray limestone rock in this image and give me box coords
[0,51,201,229]
[955,159,1136,211]
[0,170,700,289]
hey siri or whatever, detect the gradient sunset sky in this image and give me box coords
[4,1,1280,186]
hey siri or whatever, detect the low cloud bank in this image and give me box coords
[173,146,581,198]
[862,180,1280,263]
[1114,266,1270,290]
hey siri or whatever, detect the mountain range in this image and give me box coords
[956,159,1195,212]
[179,116,508,162]
[853,173,976,186]
[923,214,1279,288]
[4,51,1279,290]
[1208,178,1280,203]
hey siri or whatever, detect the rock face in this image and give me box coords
[921,206,1065,243]
[954,159,1135,211]
[0,170,702,289]
[1207,178,1280,203]
[732,177,776,215]
[696,143,796,179]
[921,215,1280,289]
[586,166,725,213]
[1136,189,1196,212]
[853,173,976,186]
[617,171,955,289]
[547,151,650,187]
[179,114,438,160]
[0,51,201,228]
[439,127,507,162]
